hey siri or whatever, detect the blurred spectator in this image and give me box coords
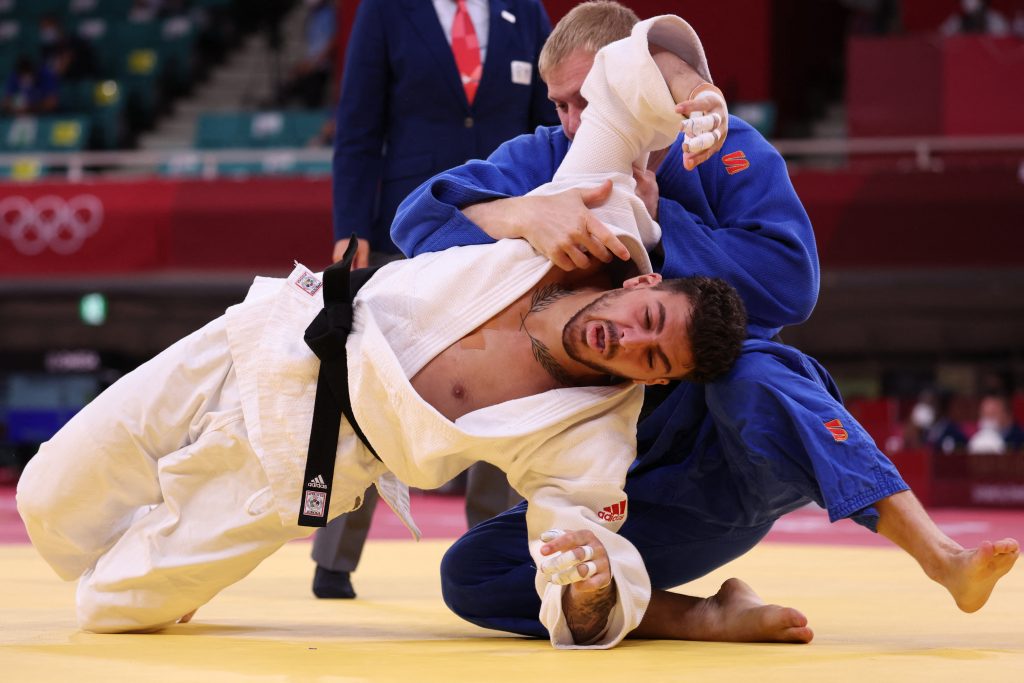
[927,398,969,454]
[274,0,336,109]
[38,14,97,83]
[2,56,59,115]
[940,0,1010,36]
[913,388,968,454]
[967,393,1024,454]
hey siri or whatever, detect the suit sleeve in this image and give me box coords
[332,0,389,243]
[390,127,567,256]
[501,393,650,649]
[655,121,820,334]
[526,0,558,129]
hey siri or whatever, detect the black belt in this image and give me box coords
[298,237,383,527]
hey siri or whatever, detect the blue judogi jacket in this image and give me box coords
[630,340,907,531]
[391,117,907,529]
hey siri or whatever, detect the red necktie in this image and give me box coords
[451,0,482,104]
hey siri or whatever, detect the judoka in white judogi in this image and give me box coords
[18,16,710,649]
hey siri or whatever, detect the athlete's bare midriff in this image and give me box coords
[411,267,613,422]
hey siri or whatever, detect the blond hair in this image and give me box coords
[538,1,640,78]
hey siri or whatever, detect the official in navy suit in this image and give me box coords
[316,0,558,600]
[331,0,558,264]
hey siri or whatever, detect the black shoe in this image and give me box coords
[312,566,356,599]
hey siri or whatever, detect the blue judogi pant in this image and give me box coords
[440,340,909,637]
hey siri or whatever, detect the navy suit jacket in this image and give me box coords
[332,0,557,253]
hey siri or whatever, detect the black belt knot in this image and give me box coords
[297,236,382,527]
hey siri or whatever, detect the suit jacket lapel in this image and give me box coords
[478,0,512,106]
[401,0,469,109]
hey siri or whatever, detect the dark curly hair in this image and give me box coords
[654,276,747,383]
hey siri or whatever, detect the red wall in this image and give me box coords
[848,34,1024,137]
[901,0,1024,32]
[544,0,774,101]
[2,166,1023,277]
[0,178,334,277]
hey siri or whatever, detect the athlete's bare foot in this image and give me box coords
[632,578,813,643]
[701,578,814,643]
[934,538,1019,613]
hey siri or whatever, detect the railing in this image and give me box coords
[0,136,1023,181]
[772,135,1024,171]
[0,148,334,182]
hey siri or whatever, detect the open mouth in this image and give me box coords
[585,321,615,358]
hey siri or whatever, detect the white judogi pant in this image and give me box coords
[17,317,306,632]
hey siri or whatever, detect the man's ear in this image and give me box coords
[633,377,670,386]
[622,272,663,290]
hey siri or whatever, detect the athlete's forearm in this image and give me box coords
[563,580,617,644]
[650,46,707,105]
[462,197,524,241]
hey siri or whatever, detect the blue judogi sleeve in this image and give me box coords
[391,126,569,256]
[653,118,819,337]
[706,340,909,531]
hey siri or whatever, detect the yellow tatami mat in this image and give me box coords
[1,539,1021,683]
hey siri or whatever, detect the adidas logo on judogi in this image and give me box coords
[597,500,627,522]
[307,474,328,490]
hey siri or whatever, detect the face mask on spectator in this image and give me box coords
[911,403,935,430]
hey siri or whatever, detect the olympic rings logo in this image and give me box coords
[0,194,104,256]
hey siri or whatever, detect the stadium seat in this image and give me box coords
[91,0,134,20]
[248,111,289,147]
[0,116,42,150]
[57,79,123,148]
[196,111,332,150]
[16,0,68,21]
[191,110,332,177]
[195,112,248,149]
[0,114,89,151]
[43,116,87,150]
[115,19,160,52]
[87,79,124,148]
[118,42,161,128]
[56,78,92,111]
[282,110,328,146]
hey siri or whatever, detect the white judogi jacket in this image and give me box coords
[224,16,707,649]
